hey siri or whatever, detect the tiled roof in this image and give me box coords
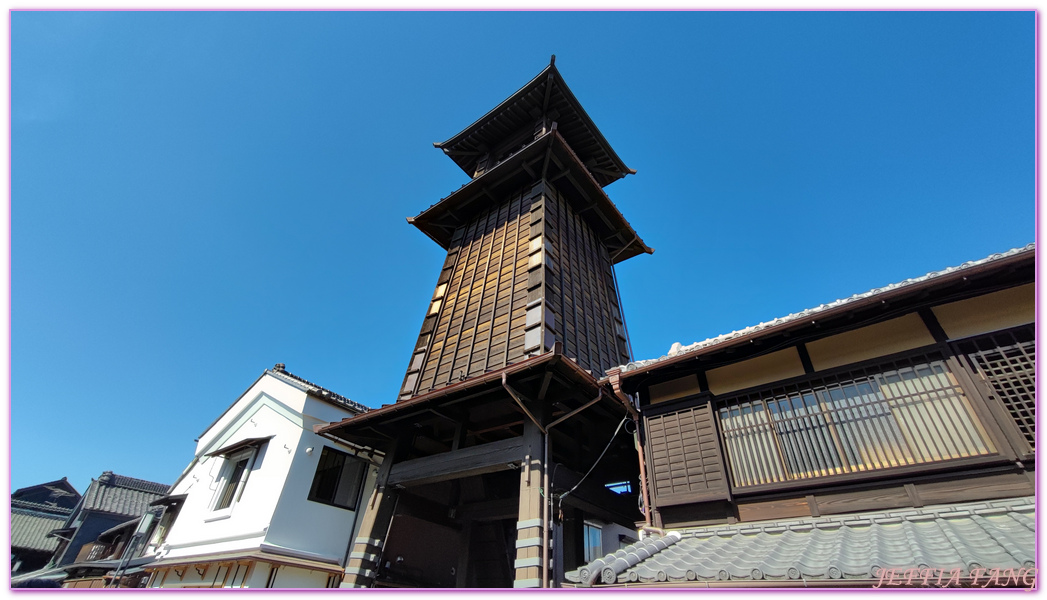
[13,478,80,505]
[81,472,169,518]
[11,498,74,517]
[11,501,71,552]
[621,243,1034,374]
[567,497,1034,586]
[269,365,369,414]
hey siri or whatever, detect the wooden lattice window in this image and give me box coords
[718,355,996,489]
[953,325,1035,451]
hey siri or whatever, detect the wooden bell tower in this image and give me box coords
[398,56,651,401]
[322,57,650,589]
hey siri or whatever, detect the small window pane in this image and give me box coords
[309,447,366,511]
[583,522,602,563]
[215,456,249,510]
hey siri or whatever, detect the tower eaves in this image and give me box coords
[411,129,653,264]
[434,61,635,188]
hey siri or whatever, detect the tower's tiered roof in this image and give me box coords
[435,58,634,188]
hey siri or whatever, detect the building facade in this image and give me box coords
[9,472,169,588]
[11,478,81,576]
[143,365,376,589]
[569,244,1035,587]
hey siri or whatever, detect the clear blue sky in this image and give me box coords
[12,11,1034,495]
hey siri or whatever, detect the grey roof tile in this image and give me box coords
[269,365,368,414]
[567,497,1034,586]
[11,498,73,517]
[11,507,69,552]
[81,472,169,518]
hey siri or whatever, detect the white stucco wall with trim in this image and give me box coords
[152,371,374,586]
[266,396,380,564]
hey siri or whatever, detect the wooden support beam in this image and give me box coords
[536,370,555,401]
[502,373,546,434]
[388,436,528,487]
[541,73,553,116]
[455,522,473,587]
[428,407,463,424]
[412,434,450,456]
[459,497,519,522]
[547,391,603,430]
[394,492,462,531]
[514,420,546,589]
[540,133,555,179]
[563,173,615,230]
[470,418,525,437]
[549,168,570,184]
[451,422,468,451]
[590,166,624,178]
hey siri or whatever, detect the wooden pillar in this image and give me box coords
[455,522,472,587]
[512,420,545,588]
[340,442,403,588]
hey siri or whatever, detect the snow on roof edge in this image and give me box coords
[619,243,1034,374]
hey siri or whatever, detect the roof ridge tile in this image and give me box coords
[619,243,1034,373]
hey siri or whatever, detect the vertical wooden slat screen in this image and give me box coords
[543,183,631,375]
[644,403,730,506]
[717,355,997,489]
[953,325,1036,451]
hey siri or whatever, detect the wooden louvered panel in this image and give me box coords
[644,403,730,507]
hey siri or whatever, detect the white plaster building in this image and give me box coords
[144,364,377,588]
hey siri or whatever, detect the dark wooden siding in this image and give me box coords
[644,402,730,506]
[400,184,539,399]
[400,178,635,400]
[542,183,630,374]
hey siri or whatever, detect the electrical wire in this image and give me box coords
[557,415,628,510]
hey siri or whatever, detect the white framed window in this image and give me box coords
[211,447,256,513]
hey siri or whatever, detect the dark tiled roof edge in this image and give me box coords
[102,473,170,495]
[620,243,1034,373]
[11,499,74,516]
[268,366,369,414]
[13,478,79,498]
[567,496,1035,586]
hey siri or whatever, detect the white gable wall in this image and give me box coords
[157,373,370,568]
[194,374,311,456]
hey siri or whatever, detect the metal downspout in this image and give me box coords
[633,413,653,529]
[607,375,649,528]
